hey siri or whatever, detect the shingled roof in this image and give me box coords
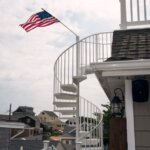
[43,111,58,117]
[108,28,150,61]
[13,106,34,114]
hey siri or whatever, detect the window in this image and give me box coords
[26,118,30,123]
[44,117,46,121]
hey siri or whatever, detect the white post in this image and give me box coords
[76,141,82,150]
[76,35,81,150]
[125,79,135,150]
[119,0,127,29]
[101,122,104,150]
[95,34,98,62]
[43,140,49,150]
[20,146,23,150]
[76,36,80,76]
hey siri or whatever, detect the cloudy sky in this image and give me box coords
[0,0,121,114]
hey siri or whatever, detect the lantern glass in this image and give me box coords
[111,96,122,117]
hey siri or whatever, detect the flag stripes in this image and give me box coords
[20,10,59,32]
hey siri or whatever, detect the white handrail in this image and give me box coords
[53,32,112,95]
[53,32,112,149]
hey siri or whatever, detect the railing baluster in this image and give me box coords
[144,0,147,20]
[54,32,113,150]
[85,39,87,66]
[95,34,98,62]
[130,0,133,21]
[68,50,69,84]
[137,0,140,21]
[60,56,62,85]
[93,35,95,63]
[64,53,66,84]
[89,37,91,64]
[80,41,83,75]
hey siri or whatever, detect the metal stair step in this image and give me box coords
[73,75,87,83]
[54,93,77,100]
[85,67,94,74]
[54,109,76,115]
[61,84,77,93]
[79,131,90,137]
[53,101,77,107]
[81,66,94,75]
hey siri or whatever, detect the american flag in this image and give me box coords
[20,10,60,32]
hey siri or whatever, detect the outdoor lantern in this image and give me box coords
[111,88,124,117]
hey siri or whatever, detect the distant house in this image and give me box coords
[11,106,42,137]
[58,125,76,150]
[38,111,65,131]
[0,121,26,149]
[13,106,35,119]
[18,116,36,127]
[38,111,58,123]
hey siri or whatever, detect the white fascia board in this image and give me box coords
[91,59,150,77]
[0,121,26,129]
[102,69,150,77]
[127,20,150,26]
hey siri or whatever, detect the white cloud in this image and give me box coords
[0,0,120,114]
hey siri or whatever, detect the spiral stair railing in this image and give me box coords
[53,32,113,149]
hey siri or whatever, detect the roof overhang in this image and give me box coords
[0,121,26,129]
[90,59,150,77]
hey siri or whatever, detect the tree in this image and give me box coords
[101,103,111,145]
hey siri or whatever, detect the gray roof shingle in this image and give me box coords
[43,111,58,117]
[110,28,150,61]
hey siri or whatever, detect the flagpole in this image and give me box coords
[41,8,79,37]
[41,8,81,150]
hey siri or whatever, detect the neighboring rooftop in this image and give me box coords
[41,111,58,117]
[9,139,59,150]
[0,114,17,121]
[13,106,35,117]
[0,121,26,129]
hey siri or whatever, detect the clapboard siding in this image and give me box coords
[133,79,150,149]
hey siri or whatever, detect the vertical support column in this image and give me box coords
[76,36,80,76]
[119,0,127,29]
[125,79,135,150]
[95,34,98,63]
[76,36,81,150]
[101,122,104,150]
[76,141,82,150]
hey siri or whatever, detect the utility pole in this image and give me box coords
[9,104,12,121]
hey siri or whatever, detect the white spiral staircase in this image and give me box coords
[53,32,113,150]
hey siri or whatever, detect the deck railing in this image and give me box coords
[54,32,113,95]
[120,0,150,29]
